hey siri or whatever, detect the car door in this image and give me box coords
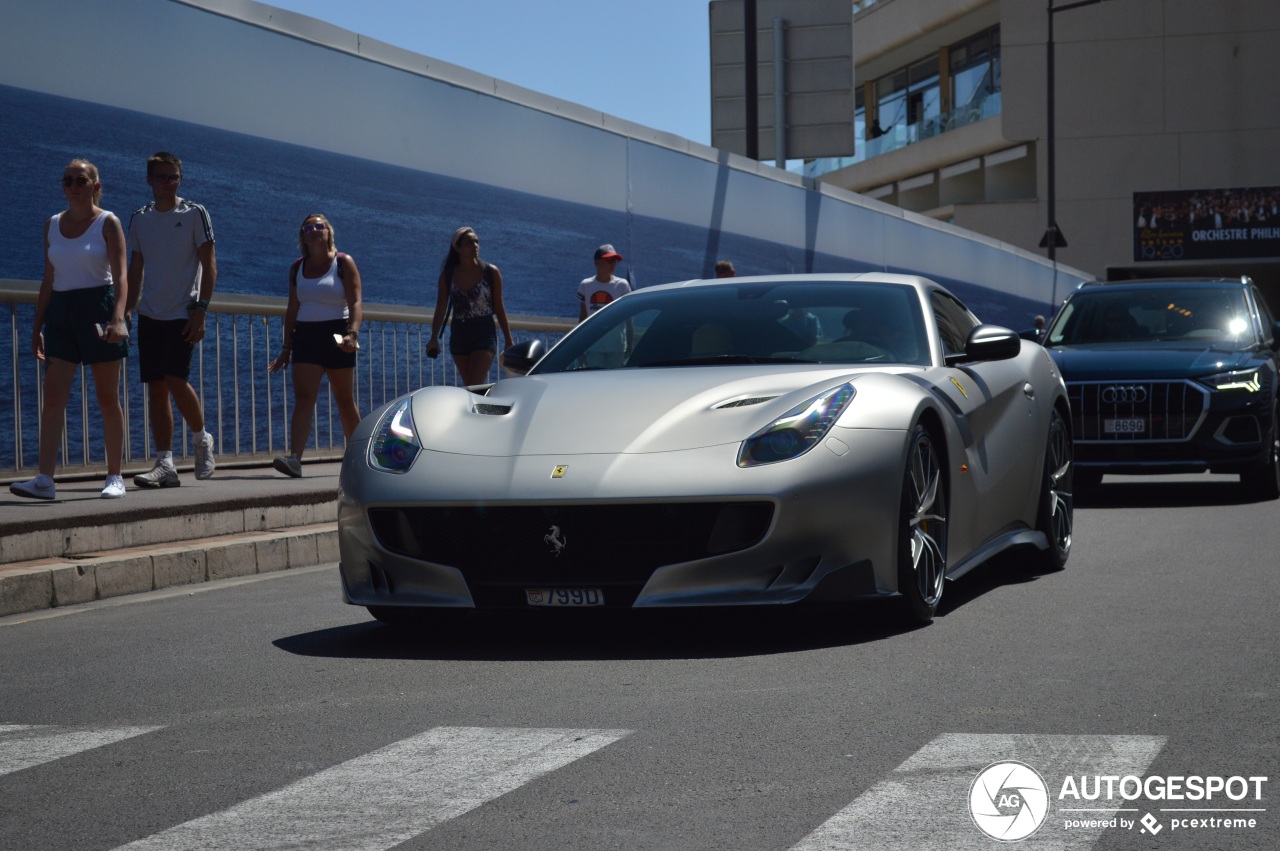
[930,290,1041,548]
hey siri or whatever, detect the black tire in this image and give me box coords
[1240,399,1280,501]
[896,424,948,624]
[1034,407,1074,570]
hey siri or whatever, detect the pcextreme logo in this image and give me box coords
[968,763,1269,842]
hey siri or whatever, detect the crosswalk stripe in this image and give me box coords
[113,726,630,851]
[791,733,1166,850]
[0,724,164,778]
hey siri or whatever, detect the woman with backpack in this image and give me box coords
[267,213,362,477]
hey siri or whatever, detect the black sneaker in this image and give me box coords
[272,455,303,478]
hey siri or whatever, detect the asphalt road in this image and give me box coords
[0,474,1275,850]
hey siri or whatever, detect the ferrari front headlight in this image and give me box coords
[369,397,421,473]
[737,383,856,467]
[1200,369,1261,392]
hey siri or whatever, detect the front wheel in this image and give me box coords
[1034,408,1074,570]
[896,424,948,624]
[1239,399,1280,501]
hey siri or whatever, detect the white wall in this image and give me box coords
[1,0,1090,308]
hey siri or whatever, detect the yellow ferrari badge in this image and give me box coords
[949,377,968,398]
[551,465,569,478]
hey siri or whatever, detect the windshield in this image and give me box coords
[532,281,931,374]
[1046,286,1252,346]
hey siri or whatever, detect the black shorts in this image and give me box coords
[43,286,129,365]
[449,315,496,356]
[137,315,194,383]
[293,319,356,369]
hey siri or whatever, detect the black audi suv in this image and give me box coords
[1043,277,1280,499]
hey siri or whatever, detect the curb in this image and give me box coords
[0,522,338,617]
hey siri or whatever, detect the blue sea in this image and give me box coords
[0,84,1042,471]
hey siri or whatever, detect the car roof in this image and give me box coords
[639,272,941,295]
[1078,276,1253,292]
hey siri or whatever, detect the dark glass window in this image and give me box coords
[931,291,978,356]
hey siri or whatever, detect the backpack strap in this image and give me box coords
[292,252,347,285]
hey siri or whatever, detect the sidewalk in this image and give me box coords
[0,460,343,618]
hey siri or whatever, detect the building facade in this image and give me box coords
[808,0,1280,307]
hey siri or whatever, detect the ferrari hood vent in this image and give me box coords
[715,396,777,409]
[474,403,512,416]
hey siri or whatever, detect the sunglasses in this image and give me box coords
[303,222,328,233]
[61,176,92,187]
[152,174,182,184]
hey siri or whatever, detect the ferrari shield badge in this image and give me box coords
[949,376,968,398]
[551,465,568,478]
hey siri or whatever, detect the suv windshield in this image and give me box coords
[1047,286,1252,346]
[532,281,932,374]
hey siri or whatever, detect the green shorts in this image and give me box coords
[43,285,129,365]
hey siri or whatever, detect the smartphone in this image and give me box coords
[333,333,345,346]
[94,323,106,340]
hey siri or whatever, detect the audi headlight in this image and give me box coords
[738,383,856,467]
[1201,369,1261,392]
[369,397,421,473]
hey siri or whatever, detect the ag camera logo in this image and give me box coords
[969,761,1050,841]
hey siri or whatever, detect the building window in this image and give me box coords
[803,25,1001,179]
[948,27,1001,130]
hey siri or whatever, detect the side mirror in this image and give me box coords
[502,338,546,376]
[947,324,1021,365]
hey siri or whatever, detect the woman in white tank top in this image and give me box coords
[10,160,131,501]
[266,213,364,477]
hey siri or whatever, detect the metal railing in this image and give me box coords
[1,279,574,482]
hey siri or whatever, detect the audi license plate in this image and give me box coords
[1104,418,1146,434]
[525,588,604,607]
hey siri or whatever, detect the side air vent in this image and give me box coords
[474,404,512,415]
[716,396,776,409]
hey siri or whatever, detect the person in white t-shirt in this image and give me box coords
[125,152,218,488]
[576,244,632,368]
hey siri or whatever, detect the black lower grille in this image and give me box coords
[1069,381,1207,441]
[368,502,774,583]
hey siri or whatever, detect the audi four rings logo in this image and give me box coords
[1101,385,1148,404]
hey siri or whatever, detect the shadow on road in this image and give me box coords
[273,601,934,662]
[1076,476,1257,509]
[934,548,1057,617]
[275,545,1070,662]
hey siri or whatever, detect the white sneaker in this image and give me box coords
[101,475,125,499]
[11,475,56,500]
[134,459,180,488]
[194,432,215,480]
